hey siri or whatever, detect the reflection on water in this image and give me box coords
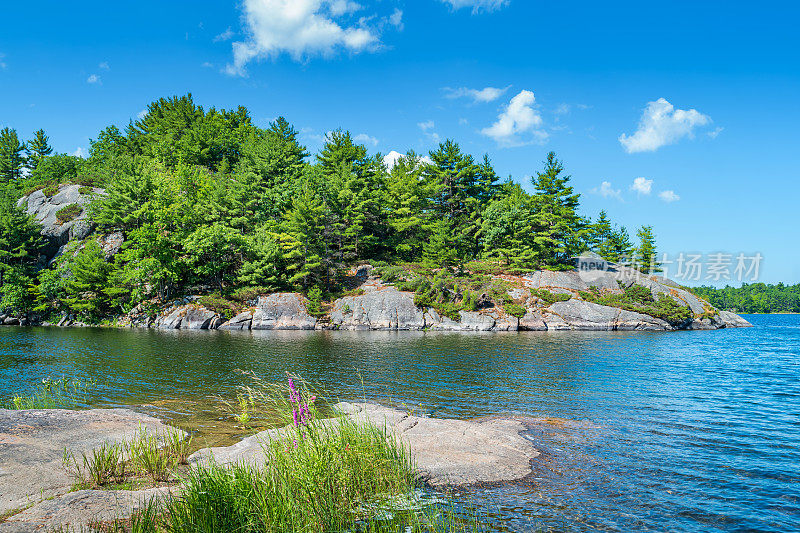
[1,316,799,531]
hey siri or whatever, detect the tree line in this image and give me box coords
[691,284,800,314]
[0,94,661,320]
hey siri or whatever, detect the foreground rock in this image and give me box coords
[189,402,540,487]
[0,409,177,517]
[0,488,173,533]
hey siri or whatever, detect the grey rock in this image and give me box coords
[331,287,425,330]
[457,311,496,331]
[17,185,105,259]
[190,402,540,488]
[219,310,254,331]
[182,307,218,330]
[155,307,184,329]
[251,293,317,330]
[548,300,671,331]
[519,310,547,331]
[0,488,173,533]
[98,232,124,258]
[717,310,753,328]
[0,408,178,516]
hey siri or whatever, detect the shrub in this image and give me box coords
[78,186,94,195]
[530,288,572,305]
[43,184,60,197]
[229,286,268,303]
[197,294,238,319]
[55,204,83,224]
[504,303,527,318]
[306,285,324,316]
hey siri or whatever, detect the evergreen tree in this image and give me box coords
[238,224,283,289]
[530,152,584,265]
[385,151,434,261]
[634,225,659,273]
[480,184,537,269]
[24,129,53,171]
[63,240,115,318]
[277,185,330,289]
[0,188,43,286]
[0,127,25,182]
[423,219,460,270]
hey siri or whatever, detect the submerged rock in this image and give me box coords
[0,408,178,517]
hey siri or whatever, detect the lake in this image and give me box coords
[1,315,798,531]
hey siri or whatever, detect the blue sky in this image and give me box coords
[1,0,798,284]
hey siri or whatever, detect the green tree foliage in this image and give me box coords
[24,129,53,171]
[530,152,585,265]
[0,127,25,182]
[63,240,115,318]
[634,225,660,273]
[0,93,660,321]
[692,283,800,313]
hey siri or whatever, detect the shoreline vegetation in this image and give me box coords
[690,283,800,314]
[2,376,487,532]
[1,94,668,327]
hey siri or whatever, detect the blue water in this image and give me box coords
[1,315,798,531]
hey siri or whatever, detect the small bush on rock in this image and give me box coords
[55,204,82,224]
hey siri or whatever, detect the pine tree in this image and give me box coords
[277,185,330,289]
[423,219,460,270]
[385,150,433,261]
[63,240,114,318]
[24,129,53,171]
[238,224,283,289]
[0,188,43,286]
[634,225,660,273]
[530,152,584,265]
[480,184,537,269]
[0,127,25,182]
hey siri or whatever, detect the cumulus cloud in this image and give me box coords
[591,181,622,200]
[418,120,435,131]
[383,150,433,169]
[226,0,384,76]
[631,177,653,195]
[708,126,724,139]
[71,147,86,158]
[619,97,711,153]
[659,190,680,203]
[137,109,148,120]
[440,0,510,13]
[353,133,378,146]
[98,61,110,70]
[481,90,547,147]
[443,85,509,103]
[86,74,101,84]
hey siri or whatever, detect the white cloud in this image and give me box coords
[591,181,622,200]
[328,0,361,16]
[137,109,148,120]
[481,89,547,147]
[227,0,384,76]
[86,74,101,84]
[201,61,214,68]
[441,0,510,13]
[353,133,378,146]
[444,85,509,103]
[631,177,653,195]
[659,190,680,203]
[383,150,433,169]
[71,147,86,158]
[708,126,724,139]
[214,27,235,42]
[389,8,403,30]
[98,61,110,70]
[619,97,711,153]
[418,120,435,131]
[458,117,468,125]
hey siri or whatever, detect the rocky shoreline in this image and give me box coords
[4,266,751,333]
[0,405,539,531]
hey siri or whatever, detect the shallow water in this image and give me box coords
[1,315,798,531]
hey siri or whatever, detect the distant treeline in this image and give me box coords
[691,284,800,314]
